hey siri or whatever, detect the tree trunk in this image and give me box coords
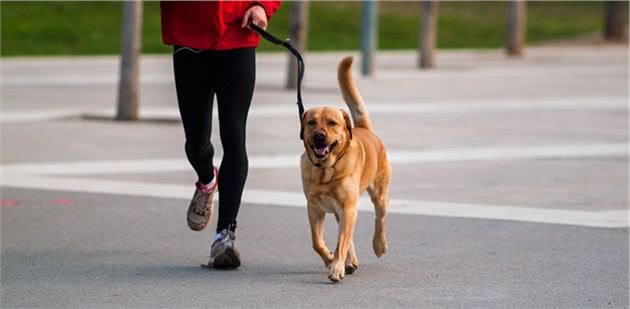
[604,1,626,41]
[286,1,309,89]
[418,1,439,69]
[116,0,143,121]
[506,0,526,56]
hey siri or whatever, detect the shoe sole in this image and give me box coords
[187,219,207,231]
[212,247,241,269]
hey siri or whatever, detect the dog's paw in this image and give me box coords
[345,253,359,274]
[328,261,345,283]
[373,234,388,257]
[345,262,359,275]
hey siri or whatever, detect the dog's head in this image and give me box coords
[300,106,353,166]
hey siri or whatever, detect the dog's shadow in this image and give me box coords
[200,263,363,285]
[128,263,333,285]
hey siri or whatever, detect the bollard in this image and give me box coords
[360,0,378,76]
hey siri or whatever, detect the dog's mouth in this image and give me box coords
[311,141,339,159]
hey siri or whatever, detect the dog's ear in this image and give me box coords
[299,110,308,140]
[341,109,353,140]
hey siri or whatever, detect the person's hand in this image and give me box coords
[241,5,268,30]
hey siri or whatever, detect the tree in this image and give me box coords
[286,1,309,89]
[418,1,439,69]
[506,0,526,56]
[604,1,627,41]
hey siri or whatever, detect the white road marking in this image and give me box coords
[2,173,627,228]
[2,59,625,85]
[1,96,626,123]
[387,143,628,164]
[1,73,172,86]
[0,109,82,123]
[2,143,626,175]
[2,142,627,228]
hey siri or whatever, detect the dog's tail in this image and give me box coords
[338,57,373,131]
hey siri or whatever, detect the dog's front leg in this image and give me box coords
[328,204,357,282]
[308,205,333,266]
[333,212,359,275]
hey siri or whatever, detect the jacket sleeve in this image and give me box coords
[253,1,282,20]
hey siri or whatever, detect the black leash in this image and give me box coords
[249,23,305,119]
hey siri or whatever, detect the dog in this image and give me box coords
[300,56,391,282]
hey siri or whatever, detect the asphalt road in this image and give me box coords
[1,46,628,308]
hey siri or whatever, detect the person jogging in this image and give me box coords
[160,0,281,269]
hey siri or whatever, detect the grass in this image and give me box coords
[0,1,624,56]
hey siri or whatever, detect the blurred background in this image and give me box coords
[1,1,628,56]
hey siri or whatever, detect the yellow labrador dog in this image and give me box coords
[300,57,391,282]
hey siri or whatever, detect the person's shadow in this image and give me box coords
[127,262,332,285]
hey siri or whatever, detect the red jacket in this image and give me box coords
[160,1,281,50]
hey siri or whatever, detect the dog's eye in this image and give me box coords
[307,120,316,126]
[327,121,337,126]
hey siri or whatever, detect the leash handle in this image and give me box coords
[249,23,305,118]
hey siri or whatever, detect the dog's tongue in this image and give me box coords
[314,145,329,156]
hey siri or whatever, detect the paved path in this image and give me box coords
[1,46,628,308]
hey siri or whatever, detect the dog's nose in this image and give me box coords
[313,131,326,142]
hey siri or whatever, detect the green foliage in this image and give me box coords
[0,1,621,56]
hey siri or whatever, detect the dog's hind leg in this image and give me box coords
[308,205,333,266]
[334,212,359,274]
[368,172,390,258]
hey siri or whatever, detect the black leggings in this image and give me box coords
[173,46,255,233]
